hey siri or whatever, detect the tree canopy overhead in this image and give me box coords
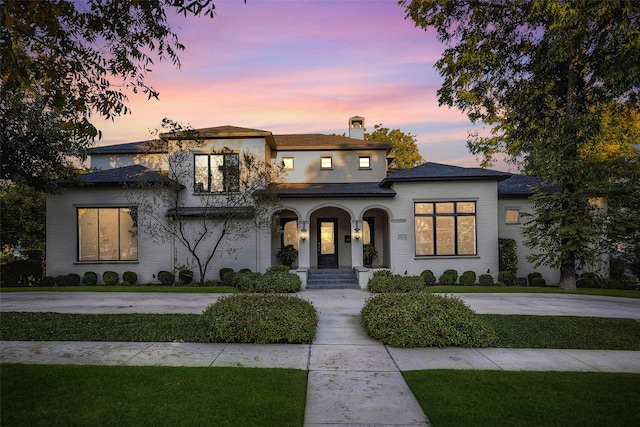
[365,124,424,169]
[1,0,216,190]
[401,0,640,289]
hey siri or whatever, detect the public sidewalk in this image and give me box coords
[2,289,640,426]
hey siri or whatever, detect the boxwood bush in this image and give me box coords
[478,274,495,286]
[219,268,235,285]
[103,271,119,286]
[459,271,477,286]
[516,276,528,287]
[527,272,543,286]
[361,293,497,348]
[233,268,301,293]
[368,274,424,293]
[82,272,98,286]
[123,271,137,285]
[438,270,457,285]
[420,270,436,286]
[157,271,175,286]
[198,294,318,343]
[498,271,515,286]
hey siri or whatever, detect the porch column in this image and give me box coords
[351,219,363,267]
[298,220,311,268]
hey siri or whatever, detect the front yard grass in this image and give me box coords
[3,312,640,350]
[427,286,640,298]
[0,285,238,293]
[404,370,640,427]
[1,364,307,427]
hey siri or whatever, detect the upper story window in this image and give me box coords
[78,207,138,261]
[359,156,371,169]
[320,156,333,169]
[282,157,294,170]
[505,208,520,224]
[194,153,239,193]
[414,201,476,256]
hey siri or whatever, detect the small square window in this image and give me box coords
[359,156,370,169]
[505,209,520,224]
[282,157,294,170]
[321,157,332,169]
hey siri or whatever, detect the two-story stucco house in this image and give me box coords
[46,116,560,287]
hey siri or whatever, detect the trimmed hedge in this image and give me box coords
[527,272,542,286]
[103,271,119,286]
[198,294,318,343]
[82,272,98,286]
[498,271,515,286]
[157,271,175,286]
[123,271,138,285]
[438,270,457,285]
[420,270,436,286]
[478,274,495,286]
[368,274,424,293]
[233,268,301,293]
[361,293,497,348]
[459,271,477,286]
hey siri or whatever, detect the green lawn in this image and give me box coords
[404,370,640,427]
[0,285,238,293]
[427,285,640,298]
[1,364,307,427]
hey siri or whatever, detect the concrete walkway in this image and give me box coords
[2,290,640,426]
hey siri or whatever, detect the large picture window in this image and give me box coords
[194,153,240,192]
[415,202,476,256]
[78,207,138,261]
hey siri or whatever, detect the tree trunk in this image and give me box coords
[558,262,577,291]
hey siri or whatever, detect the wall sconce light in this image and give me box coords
[300,226,308,241]
[353,226,361,240]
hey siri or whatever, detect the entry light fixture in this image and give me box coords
[300,225,308,241]
[353,226,361,240]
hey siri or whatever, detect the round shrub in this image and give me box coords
[478,274,495,286]
[516,277,528,287]
[157,271,175,286]
[498,271,515,286]
[67,273,81,286]
[198,294,319,344]
[103,271,119,286]
[178,269,193,285]
[438,271,456,285]
[420,270,436,286]
[39,276,56,287]
[443,269,459,282]
[123,271,138,285]
[459,271,477,286]
[55,275,74,287]
[527,272,542,286]
[532,277,547,287]
[233,271,262,292]
[368,274,424,293]
[219,268,235,285]
[361,293,497,348]
[82,271,98,286]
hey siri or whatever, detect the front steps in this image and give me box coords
[306,269,360,289]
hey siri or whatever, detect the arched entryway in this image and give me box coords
[309,206,352,269]
[271,209,299,268]
[361,207,390,268]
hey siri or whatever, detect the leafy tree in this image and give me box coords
[0,0,216,191]
[0,184,46,251]
[365,124,424,168]
[401,0,640,290]
[131,120,285,286]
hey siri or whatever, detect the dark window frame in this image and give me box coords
[414,201,477,256]
[194,152,240,193]
[77,206,138,262]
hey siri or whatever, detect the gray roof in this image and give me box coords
[381,162,511,187]
[273,134,390,151]
[498,174,558,197]
[60,165,180,188]
[89,140,167,155]
[275,182,396,198]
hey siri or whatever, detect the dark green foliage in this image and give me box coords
[123,271,137,285]
[516,277,528,287]
[361,293,497,348]
[373,269,393,277]
[367,274,425,293]
[420,269,436,286]
[498,238,518,276]
[198,294,318,344]
[39,276,56,287]
[266,265,291,274]
[459,271,477,286]
[82,271,98,286]
[0,258,42,287]
[103,271,119,286]
[233,269,301,293]
[532,277,547,287]
[498,271,515,286]
[438,270,457,285]
[219,268,235,285]
[178,269,193,284]
[67,273,81,286]
[478,274,495,286]
[276,244,298,267]
[55,275,76,287]
[157,271,175,286]
[527,272,542,286]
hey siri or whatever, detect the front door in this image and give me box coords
[317,218,338,268]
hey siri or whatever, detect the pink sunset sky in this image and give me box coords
[96,0,515,172]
